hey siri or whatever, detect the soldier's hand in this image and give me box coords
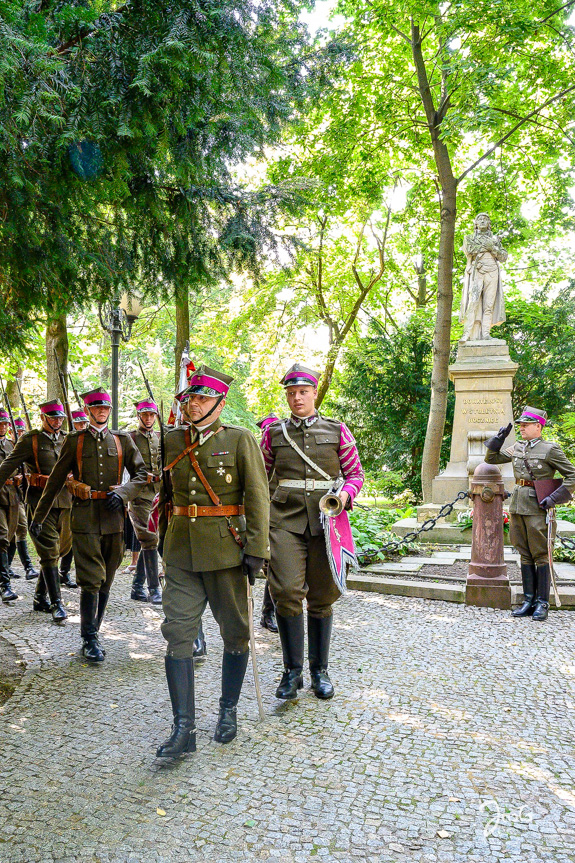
[105,491,124,512]
[485,422,513,452]
[242,554,264,585]
[29,521,42,538]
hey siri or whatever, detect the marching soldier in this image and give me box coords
[0,400,74,621]
[128,399,162,605]
[255,413,280,633]
[260,364,364,700]
[485,406,575,621]
[71,409,89,431]
[31,388,148,659]
[7,417,39,581]
[0,409,19,603]
[156,365,270,757]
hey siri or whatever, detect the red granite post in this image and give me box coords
[466,461,511,609]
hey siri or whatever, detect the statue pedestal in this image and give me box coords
[431,338,518,505]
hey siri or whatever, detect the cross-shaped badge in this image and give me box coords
[217,467,225,475]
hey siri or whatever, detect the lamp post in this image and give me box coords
[99,293,143,428]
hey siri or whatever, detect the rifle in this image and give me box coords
[53,351,73,428]
[137,360,156,404]
[15,378,32,430]
[68,373,83,410]
[0,375,18,443]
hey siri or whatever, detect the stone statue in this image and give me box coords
[459,212,508,341]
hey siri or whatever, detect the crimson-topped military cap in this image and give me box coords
[71,409,89,421]
[178,365,233,401]
[39,399,66,417]
[256,412,280,429]
[516,406,548,426]
[14,416,26,428]
[0,409,9,422]
[280,363,319,388]
[134,399,159,413]
[80,388,112,407]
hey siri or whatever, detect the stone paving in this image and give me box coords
[1,559,575,863]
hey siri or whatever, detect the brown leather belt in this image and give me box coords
[89,491,110,500]
[29,473,49,488]
[147,473,161,483]
[172,504,245,518]
[517,479,535,487]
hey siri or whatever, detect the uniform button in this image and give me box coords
[307,492,310,496]
[191,518,196,522]
[192,477,196,482]
[191,490,196,495]
[219,461,223,465]
[194,451,198,456]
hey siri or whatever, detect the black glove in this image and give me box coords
[105,491,125,512]
[29,521,43,538]
[484,422,513,452]
[541,484,572,510]
[242,554,264,585]
[158,534,165,558]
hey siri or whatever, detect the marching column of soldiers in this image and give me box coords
[2,361,575,759]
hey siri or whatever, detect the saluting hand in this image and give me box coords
[105,491,124,512]
[485,422,513,452]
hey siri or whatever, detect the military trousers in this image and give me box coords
[27,504,72,568]
[0,503,18,552]
[128,494,158,550]
[269,526,340,619]
[161,565,249,658]
[16,502,28,542]
[509,512,553,568]
[72,531,124,595]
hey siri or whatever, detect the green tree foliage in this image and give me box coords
[327,311,455,496]
[0,0,318,350]
[495,284,575,419]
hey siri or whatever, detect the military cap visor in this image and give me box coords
[280,363,320,388]
[516,406,548,426]
[39,400,66,417]
[81,388,112,407]
[179,365,234,400]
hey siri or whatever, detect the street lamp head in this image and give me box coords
[119,292,143,325]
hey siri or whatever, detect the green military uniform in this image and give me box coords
[34,427,147,592]
[0,425,72,616]
[0,429,19,602]
[485,405,575,620]
[32,387,148,660]
[255,413,280,631]
[156,365,270,759]
[128,408,163,605]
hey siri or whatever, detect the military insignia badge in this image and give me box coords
[225,474,232,484]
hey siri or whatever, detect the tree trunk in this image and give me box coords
[316,343,340,408]
[45,314,69,403]
[174,285,190,388]
[420,180,457,500]
[5,368,22,412]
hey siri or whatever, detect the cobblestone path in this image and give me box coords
[1,564,575,863]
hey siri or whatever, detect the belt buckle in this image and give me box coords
[188,504,197,517]
[305,479,315,491]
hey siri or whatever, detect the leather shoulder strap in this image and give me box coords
[185,427,221,506]
[77,432,86,482]
[113,434,123,485]
[32,433,41,474]
[163,427,196,472]
[280,421,332,480]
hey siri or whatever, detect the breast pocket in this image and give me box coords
[314,434,340,446]
[207,454,235,468]
[271,486,289,504]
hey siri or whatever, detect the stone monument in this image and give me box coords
[426,213,518,513]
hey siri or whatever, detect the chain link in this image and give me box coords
[558,533,575,551]
[356,490,470,564]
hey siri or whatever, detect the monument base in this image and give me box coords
[429,338,518,506]
[465,575,511,610]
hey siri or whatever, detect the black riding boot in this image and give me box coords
[33,571,50,612]
[512,563,537,617]
[308,614,335,699]
[130,554,148,602]
[94,591,110,656]
[8,540,20,578]
[260,582,278,632]
[43,566,68,623]
[80,590,104,662]
[59,548,77,588]
[0,550,18,603]
[193,621,207,660]
[533,563,551,621]
[214,650,249,744]
[275,612,304,700]
[156,657,196,758]
[17,539,38,580]
[143,549,162,605]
